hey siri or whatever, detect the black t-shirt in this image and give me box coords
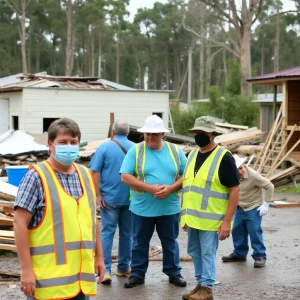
[194,147,240,188]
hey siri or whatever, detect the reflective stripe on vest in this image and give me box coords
[38,163,66,265]
[181,208,225,221]
[30,241,96,256]
[135,141,180,181]
[183,147,229,211]
[30,163,96,261]
[77,164,96,245]
[36,272,95,288]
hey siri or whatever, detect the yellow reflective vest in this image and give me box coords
[133,141,180,194]
[180,145,231,231]
[29,162,97,300]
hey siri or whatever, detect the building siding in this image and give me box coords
[0,91,24,130]
[22,88,169,141]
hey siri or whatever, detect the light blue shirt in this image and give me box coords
[120,141,187,217]
[89,136,135,205]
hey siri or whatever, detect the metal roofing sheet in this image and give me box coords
[248,66,300,82]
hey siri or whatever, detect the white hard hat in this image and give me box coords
[233,155,247,168]
[137,115,170,133]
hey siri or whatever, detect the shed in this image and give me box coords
[248,66,300,164]
[0,74,170,141]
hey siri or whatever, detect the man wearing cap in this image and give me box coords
[181,116,240,300]
[222,155,274,268]
[120,114,187,288]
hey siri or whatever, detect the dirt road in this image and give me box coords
[1,194,299,300]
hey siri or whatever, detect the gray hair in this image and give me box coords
[113,120,129,136]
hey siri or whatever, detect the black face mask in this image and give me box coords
[195,133,211,147]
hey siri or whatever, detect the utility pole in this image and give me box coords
[187,47,193,109]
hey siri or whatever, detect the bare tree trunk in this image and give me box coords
[116,35,120,83]
[165,49,169,90]
[173,51,178,92]
[205,41,212,95]
[136,58,141,89]
[153,62,158,90]
[98,30,102,77]
[27,26,31,73]
[36,32,40,72]
[223,50,228,84]
[199,1,205,99]
[65,0,72,76]
[91,26,95,77]
[240,27,252,96]
[274,0,280,72]
[52,37,57,75]
[20,0,28,73]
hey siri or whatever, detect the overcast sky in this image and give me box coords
[127,0,297,21]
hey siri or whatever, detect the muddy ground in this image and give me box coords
[1,193,299,300]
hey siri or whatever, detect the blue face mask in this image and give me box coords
[53,145,79,165]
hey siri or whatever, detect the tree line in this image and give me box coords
[1,0,300,100]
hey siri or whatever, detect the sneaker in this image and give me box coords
[169,274,187,287]
[182,284,201,300]
[254,258,266,268]
[189,286,214,300]
[116,269,131,277]
[101,273,112,284]
[124,275,145,288]
[222,253,246,262]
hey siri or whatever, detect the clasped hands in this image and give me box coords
[149,184,172,199]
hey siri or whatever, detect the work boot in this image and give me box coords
[124,275,145,288]
[254,258,266,268]
[189,286,213,300]
[222,253,246,262]
[101,273,112,284]
[116,269,131,277]
[169,274,187,287]
[182,284,201,300]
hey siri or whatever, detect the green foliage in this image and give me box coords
[171,86,260,135]
[275,185,300,194]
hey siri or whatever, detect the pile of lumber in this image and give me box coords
[252,106,300,186]
[0,182,16,252]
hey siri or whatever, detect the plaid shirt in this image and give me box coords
[14,168,83,228]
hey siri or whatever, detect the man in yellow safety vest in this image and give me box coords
[14,118,104,300]
[180,116,240,300]
[120,115,187,289]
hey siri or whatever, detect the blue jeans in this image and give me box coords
[232,206,266,260]
[187,227,219,289]
[100,202,132,274]
[131,213,181,279]
[27,292,89,299]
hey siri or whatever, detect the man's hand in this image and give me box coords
[154,185,173,199]
[20,267,36,297]
[257,201,269,216]
[147,184,162,196]
[217,220,231,241]
[97,196,105,210]
[94,257,105,284]
[181,225,187,232]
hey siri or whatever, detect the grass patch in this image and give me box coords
[276,185,300,193]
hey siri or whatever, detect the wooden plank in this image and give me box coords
[267,125,297,177]
[0,181,18,201]
[270,202,300,208]
[269,139,300,175]
[0,217,13,226]
[269,166,298,181]
[0,201,13,208]
[0,237,15,242]
[0,244,16,251]
[0,207,14,214]
[0,270,20,277]
[0,230,14,238]
[215,122,249,130]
